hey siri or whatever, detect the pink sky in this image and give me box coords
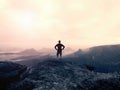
[0,0,120,49]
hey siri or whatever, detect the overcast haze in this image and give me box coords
[0,0,120,49]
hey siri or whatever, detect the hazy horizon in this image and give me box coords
[0,0,120,49]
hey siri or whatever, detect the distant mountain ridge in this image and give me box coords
[74,44,120,62]
[67,44,120,72]
[18,48,40,55]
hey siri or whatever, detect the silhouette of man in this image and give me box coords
[55,40,65,58]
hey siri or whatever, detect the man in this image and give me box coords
[55,40,65,58]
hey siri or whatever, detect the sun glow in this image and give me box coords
[15,11,34,29]
[13,11,41,36]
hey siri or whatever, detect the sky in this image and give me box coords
[0,0,120,50]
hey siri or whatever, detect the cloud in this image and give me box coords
[0,0,120,49]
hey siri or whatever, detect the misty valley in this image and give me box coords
[0,44,120,90]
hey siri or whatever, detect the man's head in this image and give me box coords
[58,40,61,44]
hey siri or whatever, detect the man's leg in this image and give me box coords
[56,52,59,58]
[60,51,62,59]
[57,51,59,58]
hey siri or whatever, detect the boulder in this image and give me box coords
[0,61,29,84]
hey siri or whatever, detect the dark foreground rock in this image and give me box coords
[0,61,33,90]
[28,59,120,90]
[1,59,120,90]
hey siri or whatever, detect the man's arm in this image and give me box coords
[55,44,58,50]
[62,45,65,50]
